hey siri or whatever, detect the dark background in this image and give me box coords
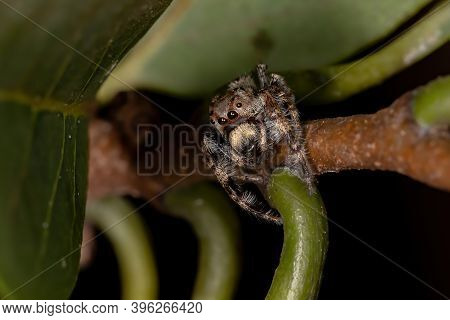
[72,43,450,300]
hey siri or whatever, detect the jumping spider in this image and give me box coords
[202,64,314,223]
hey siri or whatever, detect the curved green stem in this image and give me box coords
[412,75,450,126]
[286,1,450,105]
[164,182,241,300]
[266,169,328,300]
[86,197,158,300]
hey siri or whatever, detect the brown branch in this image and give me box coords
[87,92,450,203]
[87,117,204,205]
[88,119,148,200]
[305,93,450,191]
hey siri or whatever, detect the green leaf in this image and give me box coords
[266,169,328,300]
[0,0,171,103]
[98,0,430,100]
[287,1,450,105]
[0,0,171,299]
[0,104,88,299]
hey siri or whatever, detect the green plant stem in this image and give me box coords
[86,197,158,300]
[164,183,241,300]
[412,75,450,126]
[266,169,328,300]
[286,1,450,105]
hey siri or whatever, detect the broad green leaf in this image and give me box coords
[0,104,88,299]
[287,1,450,105]
[0,0,171,299]
[98,0,431,100]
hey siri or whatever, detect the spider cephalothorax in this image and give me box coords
[202,64,314,223]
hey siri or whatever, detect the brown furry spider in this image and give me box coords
[202,64,314,223]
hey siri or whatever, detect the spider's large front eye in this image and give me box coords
[227,110,238,119]
[218,117,227,125]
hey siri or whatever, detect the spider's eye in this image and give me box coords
[218,117,227,125]
[209,110,213,116]
[236,102,242,108]
[210,119,215,124]
[227,110,238,119]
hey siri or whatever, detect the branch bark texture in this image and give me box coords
[305,93,450,191]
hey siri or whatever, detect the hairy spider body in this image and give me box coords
[202,64,314,223]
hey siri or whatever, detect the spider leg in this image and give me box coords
[256,64,270,89]
[256,66,298,147]
[268,73,316,191]
[269,73,298,123]
[215,156,280,224]
[233,174,265,185]
[202,130,280,223]
[223,178,281,224]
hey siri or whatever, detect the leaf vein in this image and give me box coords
[36,113,66,268]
